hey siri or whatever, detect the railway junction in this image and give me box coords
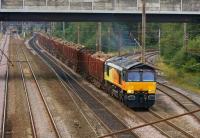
[0,0,200,138]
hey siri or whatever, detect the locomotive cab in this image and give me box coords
[104,57,156,108]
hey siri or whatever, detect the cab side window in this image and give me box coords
[122,71,126,80]
[119,71,122,84]
[106,65,109,76]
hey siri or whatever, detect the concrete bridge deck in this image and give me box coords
[0,0,200,22]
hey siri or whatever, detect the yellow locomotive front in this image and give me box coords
[104,57,156,108]
[122,70,156,108]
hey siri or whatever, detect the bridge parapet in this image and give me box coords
[0,0,200,12]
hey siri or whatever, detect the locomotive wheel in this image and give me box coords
[109,90,113,96]
[121,95,124,103]
[123,94,128,107]
[119,94,123,103]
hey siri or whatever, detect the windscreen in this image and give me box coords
[127,72,140,81]
[142,71,155,82]
[127,71,155,82]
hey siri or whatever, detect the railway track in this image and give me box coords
[4,34,37,137]
[157,83,200,123]
[145,52,159,68]
[17,49,37,138]
[0,34,8,63]
[144,51,200,136]
[144,50,200,123]
[30,37,139,138]
[0,34,9,138]
[16,45,61,138]
[1,63,8,138]
[126,107,194,138]
[148,109,195,137]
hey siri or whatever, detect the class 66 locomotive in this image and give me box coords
[104,56,156,108]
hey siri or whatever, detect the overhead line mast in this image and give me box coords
[141,0,146,63]
[183,23,188,52]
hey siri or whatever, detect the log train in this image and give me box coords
[35,33,156,108]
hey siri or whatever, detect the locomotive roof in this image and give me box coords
[105,56,155,71]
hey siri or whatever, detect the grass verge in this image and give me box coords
[157,58,200,94]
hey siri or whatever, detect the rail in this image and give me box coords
[0,35,7,63]
[1,65,8,138]
[0,34,14,66]
[149,109,194,138]
[17,45,61,138]
[17,50,37,138]
[157,83,200,124]
[0,34,9,138]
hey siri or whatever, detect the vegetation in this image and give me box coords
[157,59,200,93]
[158,23,200,92]
[52,22,140,52]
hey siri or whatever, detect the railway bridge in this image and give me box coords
[0,0,200,22]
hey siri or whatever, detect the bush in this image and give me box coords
[188,36,200,49]
[172,48,187,68]
[183,59,200,72]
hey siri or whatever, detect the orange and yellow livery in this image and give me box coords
[104,57,156,108]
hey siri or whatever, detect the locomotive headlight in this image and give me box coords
[148,90,155,93]
[127,90,134,94]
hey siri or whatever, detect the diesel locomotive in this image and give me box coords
[104,57,156,108]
